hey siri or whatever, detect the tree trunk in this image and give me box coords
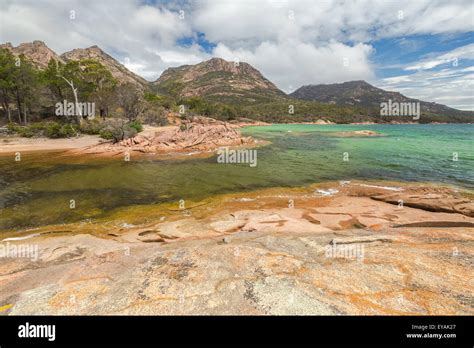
[15,89,22,124]
[72,86,84,127]
[59,75,83,127]
[1,98,11,123]
[23,103,27,125]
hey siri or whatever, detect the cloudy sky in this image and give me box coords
[1,0,473,109]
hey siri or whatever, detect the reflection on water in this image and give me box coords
[0,124,472,231]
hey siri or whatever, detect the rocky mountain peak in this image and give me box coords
[60,46,148,88]
[0,41,63,68]
[154,57,284,102]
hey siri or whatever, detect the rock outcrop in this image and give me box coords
[371,187,474,217]
[0,182,472,315]
[0,41,64,69]
[78,117,259,156]
[330,130,384,137]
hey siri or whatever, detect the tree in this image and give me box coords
[115,84,144,121]
[13,54,39,125]
[42,59,117,123]
[42,59,67,102]
[79,59,116,118]
[0,51,38,125]
[0,48,16,123]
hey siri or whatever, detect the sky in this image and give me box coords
[0,0,473,110]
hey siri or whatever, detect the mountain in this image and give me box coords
[61,46,148,89]
[153,57,285,104]
[0,41,147,89]
[289,80,467,117]
[1,41,471,123]
[0,40,64,69]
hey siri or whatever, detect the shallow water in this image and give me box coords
[0,124,472,231]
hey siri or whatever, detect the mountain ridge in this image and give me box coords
[1,41,472,121]
[0,41,147,89]
[0,40,64,69]
[290,80,467,116]
[153,57,286,104]
[60,45,148,88]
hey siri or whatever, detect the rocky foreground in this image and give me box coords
[0,181,473,315]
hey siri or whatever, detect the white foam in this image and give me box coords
[235,198,255,202]
[315,188,339,196]
[357,184,404,191]
[2,233,40,242]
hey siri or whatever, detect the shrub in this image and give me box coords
[6,122,19,134]
[44,122,77,138]
[99,123,137,142]
[99,128,114,140]
[80,119,103,135]
[140,107,168,126]
[128,120,143,133]
[7,121,77,138]
[122,125,137,140]
[18,127,35,138]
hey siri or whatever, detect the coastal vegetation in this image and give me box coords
[1,43,473,142]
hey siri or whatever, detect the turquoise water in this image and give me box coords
[0,124,472,230]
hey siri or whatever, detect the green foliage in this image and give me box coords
[99,128,114,140]
[2,47,472,129]
[99,123,137,142]
[144,92,176,109]
[128,120,143,133]
[115,83,144,121]
[0,49,39,124]
[6,122,19,134]
[144,92,160,102]
[140,106,169,126]
[0,49,17,99]
[41,60,68,101]
[18,127,35,138]
[79,119,103,135]
[44,122,77,138]
[175,96,243,121]
[8,121,77,138]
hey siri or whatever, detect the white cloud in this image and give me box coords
[0,0,472,108]
[192,0,474,45]
[375,44,474,110]
[377,68,474,111]
[0,0,207,80]
[214,40,375,92]
[405,43,474,71]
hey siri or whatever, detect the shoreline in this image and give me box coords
[0,180,472,315]
[0,121,268,159]
[2,179,472,237]
[2,122,472,156]
[0,134,102,155]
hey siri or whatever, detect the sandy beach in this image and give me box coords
[0,134,102,154]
